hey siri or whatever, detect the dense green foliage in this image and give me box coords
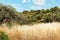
[0,4,60,25]
[0,4,20,25]
[0,32,9,40]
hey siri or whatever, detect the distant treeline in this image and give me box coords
[0,4,60,25]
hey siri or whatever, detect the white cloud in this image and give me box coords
[22,0,45,5]
[22,0,27,3]
[32,0,45,5]
[10,4,24,12]
[22,0,31,3]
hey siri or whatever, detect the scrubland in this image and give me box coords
[0,22,60,40]
[1,4,60,40]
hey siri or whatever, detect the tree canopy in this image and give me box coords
[0,4,60,25]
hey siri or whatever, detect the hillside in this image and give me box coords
[0,4,60,25]
[0,3,60,40]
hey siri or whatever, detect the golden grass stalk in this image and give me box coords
[0,22,60,40]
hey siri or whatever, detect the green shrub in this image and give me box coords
[42,13,53,23]
[0,32,9,40]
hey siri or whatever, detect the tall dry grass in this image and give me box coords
[0,22,60,40]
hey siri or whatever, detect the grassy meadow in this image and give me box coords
[0,22,60,40]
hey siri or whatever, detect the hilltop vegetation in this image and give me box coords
[0,4,60,25]
[0,4,60,40]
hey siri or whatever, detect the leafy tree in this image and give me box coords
[0,3,60,25]
[0,4,18,25]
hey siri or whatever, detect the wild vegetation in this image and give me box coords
[0,32,9,40]
[0,3,60,40]
[0,4,60,25]
[0,22,60,40]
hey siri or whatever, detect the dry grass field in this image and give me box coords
[0,22,60,40]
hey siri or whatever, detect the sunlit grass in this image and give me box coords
[0,22,60,40]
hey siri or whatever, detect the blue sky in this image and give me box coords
[0,0,60,12]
